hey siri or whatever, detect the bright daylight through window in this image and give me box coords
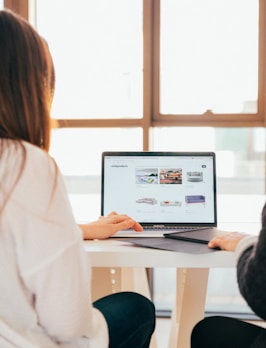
[33,0,265,319]
[37,0,143,119]
[160,0,258,115]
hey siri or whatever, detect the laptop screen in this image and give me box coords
[101,152,217,227]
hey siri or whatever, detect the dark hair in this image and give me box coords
[0,9,55,151]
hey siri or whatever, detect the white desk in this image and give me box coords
[74,194,263,347]
[84,239,235,348]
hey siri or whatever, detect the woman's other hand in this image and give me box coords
[208,232,248,251]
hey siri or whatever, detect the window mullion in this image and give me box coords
[143,0,154,151]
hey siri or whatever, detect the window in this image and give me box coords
[36,0,143,119]
[5,0,266,318]
[50,127,142,207]
[159,0,259,116]
[152,127,265,194]
[152,126,265,317]
[35,0,266,318]
[5,0,266,126]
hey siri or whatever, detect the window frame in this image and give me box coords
[4,0,266,318]
[152,0,266,127]
[4,0,266,132]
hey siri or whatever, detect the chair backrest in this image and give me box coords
[0,318,37,348]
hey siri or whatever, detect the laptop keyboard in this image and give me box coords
[143,226,208,233]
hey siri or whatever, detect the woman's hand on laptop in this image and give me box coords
[208,232,248,251]
[79,211,143,240]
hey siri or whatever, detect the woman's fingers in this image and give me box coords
[208,232,247,251]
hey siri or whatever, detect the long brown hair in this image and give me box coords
[0,10,56,213]
[0,9,55,151]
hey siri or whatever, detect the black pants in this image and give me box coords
[191,316,265,348]
[93,291,156,348]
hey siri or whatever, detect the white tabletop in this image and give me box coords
[79,194,264,348]
[80,193,264,270]
[84,239,235,268]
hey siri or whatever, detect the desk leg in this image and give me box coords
[91,267,152,298]
[91,268,113,302]
[92,267,157,348]
[168,268,209,348]
[114,268,157,348]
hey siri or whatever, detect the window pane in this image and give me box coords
[152,127,265,194]
[50,128,142,222]
[50,128,142,176]
[0,1,3,9]
[152,126,265,315]
[36,0,143,119]
[160,0,259,114]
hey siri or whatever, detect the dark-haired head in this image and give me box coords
[0,9,55,151]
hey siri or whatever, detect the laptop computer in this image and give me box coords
[101,151,224,241]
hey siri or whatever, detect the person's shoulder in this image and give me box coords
[22,141,58,174]
[0,139,57,178]
[12,141,65,211]
[3,141,60,197]
[23,141,53,161]
[4,139,53,165]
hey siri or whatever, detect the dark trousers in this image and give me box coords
[93,291,156,348]
[191,316,265,348]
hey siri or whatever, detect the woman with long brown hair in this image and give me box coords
[0,9,155,347]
